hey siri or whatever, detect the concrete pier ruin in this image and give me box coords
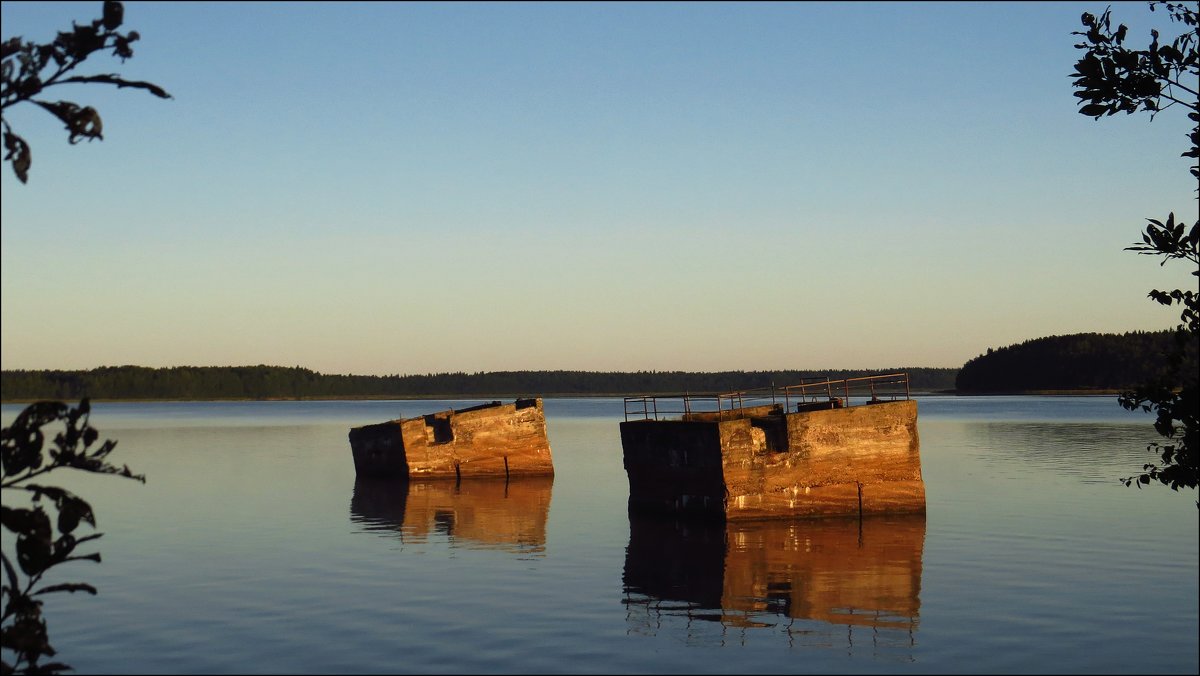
[349,398,554,479]
[620,374,925,520]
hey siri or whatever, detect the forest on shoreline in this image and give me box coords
[0,365,959,402]
[956,330,1194,393]
[3,330,1188,403]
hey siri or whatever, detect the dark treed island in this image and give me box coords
[0,366,959,402]
[956,330,1197,394]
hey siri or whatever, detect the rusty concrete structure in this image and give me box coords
[620,374,924,520]
[350,477,553,554]
[623,514,925,639]
[349,398,554,480]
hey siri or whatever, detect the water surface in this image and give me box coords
[1,396,1196,674]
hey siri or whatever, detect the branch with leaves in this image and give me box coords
[1,0,171,183]
[1071,2,1199,117]
[1072,2,1199,501]
[3,3,163,671]
[1,400,145,674]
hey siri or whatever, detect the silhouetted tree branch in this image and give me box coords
[2,2,162,672]
[2,400,145,674]
[1072,1,1199,502]
[1,0,171,183]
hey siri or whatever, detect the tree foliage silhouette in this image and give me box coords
[1,0,171,183]
[1,2,165,672]
[1070,1,1198,500]
[1,402,145,674]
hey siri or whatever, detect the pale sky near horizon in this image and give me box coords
[1,1,1196,376]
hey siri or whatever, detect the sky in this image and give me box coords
[1,1,1196,376]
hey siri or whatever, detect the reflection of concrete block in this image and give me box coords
[349,398,554,479]
[350,477,553,554]
[623,514,926,632]
[621,400,924,519]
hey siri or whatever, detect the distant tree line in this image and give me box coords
[0,365,960,401]
[956,330,1195,393]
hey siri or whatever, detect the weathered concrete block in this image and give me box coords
[621,399,924,520]
[349,398,554,479]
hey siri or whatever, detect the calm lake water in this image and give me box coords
[2,396,1197,674]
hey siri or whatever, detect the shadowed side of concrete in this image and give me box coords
[620,419,727,518]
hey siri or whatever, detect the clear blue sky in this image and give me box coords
[1,1,1195,376]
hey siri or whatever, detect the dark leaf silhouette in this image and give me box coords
[1,0,170,181]
[0,61,152,644]
[2,399,142,673]
[33,583,99,597]
[2,129,31,183]
[1072,2,1198,502]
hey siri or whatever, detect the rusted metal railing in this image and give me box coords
[622,373,910,422]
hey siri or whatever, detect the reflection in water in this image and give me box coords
[971,421,1159,481]
[623,515,926,654]
[350,477,553,555]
